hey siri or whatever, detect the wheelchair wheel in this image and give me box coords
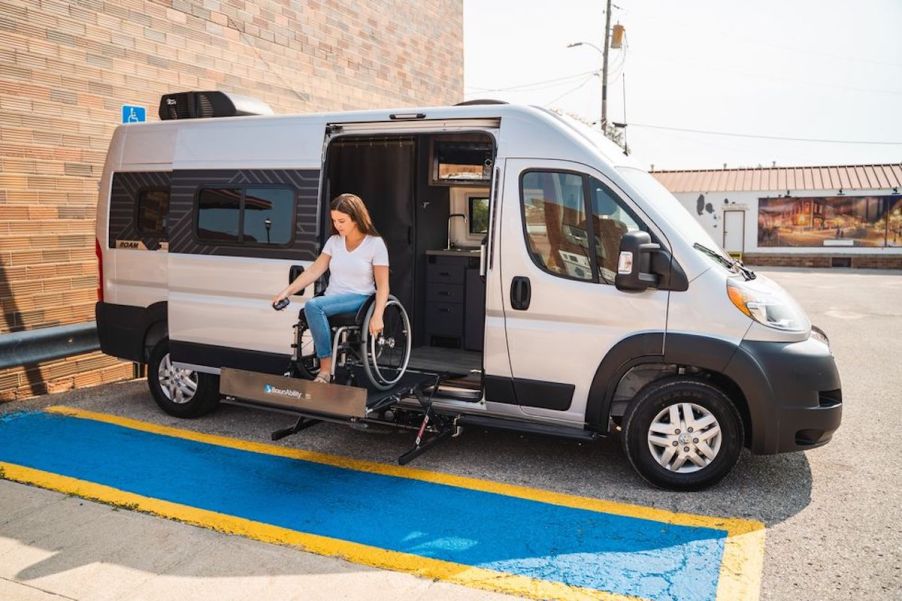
[360,297,411,390]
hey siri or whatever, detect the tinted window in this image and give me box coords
[521,171,593,281]
[589,177,643,283]
[137,189,169,235]
[196,186,296,246]
[243,188,294,245]
[197,188,241,242]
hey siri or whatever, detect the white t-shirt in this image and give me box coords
[321,234,389,296]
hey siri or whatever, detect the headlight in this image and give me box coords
[726,279,808,331]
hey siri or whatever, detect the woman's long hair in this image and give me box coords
[330,193,380,236]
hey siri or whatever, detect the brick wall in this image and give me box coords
[0,0,463,402]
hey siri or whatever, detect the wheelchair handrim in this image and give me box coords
[364,298,411,388]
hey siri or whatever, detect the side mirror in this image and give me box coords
[615,231,660,292]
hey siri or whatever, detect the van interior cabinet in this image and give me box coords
[425,252,484,350]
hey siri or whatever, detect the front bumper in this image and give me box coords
[725,330,842,454]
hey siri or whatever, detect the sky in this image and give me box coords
[463,0,902,171]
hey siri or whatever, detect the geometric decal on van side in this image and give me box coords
[168,169,321,261]
[108,171,172,251]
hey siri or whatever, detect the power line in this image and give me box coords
[545,74,598,106]
[630,123,902,145]
[466,70,599,93]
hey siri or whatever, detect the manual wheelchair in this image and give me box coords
[287,294,412,390]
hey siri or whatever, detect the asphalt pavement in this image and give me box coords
[1,267,900,600]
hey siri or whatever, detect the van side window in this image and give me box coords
[521,171,593,281]
[197,188,241,242]
[136,188,170,235]
[196,186,296,246]
[589,177,643,284]
[243,188,294,245]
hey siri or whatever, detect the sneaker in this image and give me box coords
[312,374,332,385]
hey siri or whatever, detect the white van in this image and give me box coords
[95,91,842,490]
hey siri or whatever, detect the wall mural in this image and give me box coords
[758,195,902,248]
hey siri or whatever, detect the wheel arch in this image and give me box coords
[141,301,168,363]
[586,333,755,447]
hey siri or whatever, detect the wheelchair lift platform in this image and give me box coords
[220,367,453,465]
[221,367,370,419]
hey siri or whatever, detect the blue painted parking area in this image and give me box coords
[0,407,764,601]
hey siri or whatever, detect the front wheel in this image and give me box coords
[147,338,220,418]
[622,378,743,491]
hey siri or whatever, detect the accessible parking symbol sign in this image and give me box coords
[121,105,146,124]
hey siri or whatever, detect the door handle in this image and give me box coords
[289,265,306,295]
[510,276,531,310]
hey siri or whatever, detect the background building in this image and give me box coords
[0,0,463,401]
[653,163,902,268]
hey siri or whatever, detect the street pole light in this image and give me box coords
[566,41,603,131]
[601,0,613,132]
[568,0,616,132]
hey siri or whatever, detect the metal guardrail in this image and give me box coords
[0,322,99,370]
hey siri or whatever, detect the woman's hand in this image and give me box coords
[271,292,287,305]
[368,313,384,337]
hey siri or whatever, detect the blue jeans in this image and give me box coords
[303,293,370,359]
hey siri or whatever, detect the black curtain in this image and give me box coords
[326,138,416,313]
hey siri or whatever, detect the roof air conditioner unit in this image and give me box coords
[158,91,274,120]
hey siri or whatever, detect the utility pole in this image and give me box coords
[601,0,613,132]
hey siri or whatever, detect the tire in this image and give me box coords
[147,337,220,418]
[621,377,743,491]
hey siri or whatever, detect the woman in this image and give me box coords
[272,193,389,384]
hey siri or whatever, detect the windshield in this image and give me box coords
[616,167,742,270]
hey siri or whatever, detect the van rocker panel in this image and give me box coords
[483,375,574,411]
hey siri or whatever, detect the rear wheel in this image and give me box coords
[361,297,411,390]
[622,377,743,491]
[148,338,220,418]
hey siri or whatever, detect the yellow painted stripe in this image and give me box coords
[0,461,641,601]
[40,405,764,600]
[716,524,765,601]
